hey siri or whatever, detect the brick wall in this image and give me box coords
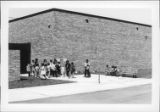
[9,10,152,77]
[9,50,20,81]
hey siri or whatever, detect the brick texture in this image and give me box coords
[9,50,20,81]
[9,10,152,77]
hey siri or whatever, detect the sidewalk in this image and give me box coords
[9,75,152,102]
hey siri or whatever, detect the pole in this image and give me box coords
[98,73,100,84]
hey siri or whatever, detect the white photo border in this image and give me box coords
[1,1,159,112]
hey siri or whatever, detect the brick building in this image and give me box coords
[9,8,152,81]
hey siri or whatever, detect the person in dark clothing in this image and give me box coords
[35,58,40,78]
[53,58,57,77]
[46,62,50,78]
[43,59,48,67]
[70,62,75,78]
[43,59,48,76]
[52,60,57,77]
[53,58,57,65]
[110,65,117,76]
[65,60,71,78]
[56,61,61,77]
[84,59,91,77]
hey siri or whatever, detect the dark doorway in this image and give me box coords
[9,43,31,74]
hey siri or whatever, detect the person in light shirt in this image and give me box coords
[26,63,31,77]
[40,63,47,80]
[105,64,111,76]
[34,58,40,78]
[61,59,66,77]
[49,60,55,77]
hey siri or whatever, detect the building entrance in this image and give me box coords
[9,43,31,74]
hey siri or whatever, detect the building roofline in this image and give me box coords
[9,8,151,27]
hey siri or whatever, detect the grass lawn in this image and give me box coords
[9,76,75,89]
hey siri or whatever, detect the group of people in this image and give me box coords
[26,58,121,79]
[105,64,118,76]
[27,58,123,79]
[26,58,76,79]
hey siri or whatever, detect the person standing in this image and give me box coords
[70,62,75,78]
[35,58,40,78]
[46,63,50,78]
[84,59,90,77]
[65,60,71,78]
[55,61,59,77]
[49,60,54,77]
[54,59,58,77]
[105,64,110,76]
[43,59,49,76]
[61,59,66,77]
[26,63,31,77]
[43,59,48,68]
[31,60,35,76]
[61,66,66,77]
[57,61,61,77]
[52,60,57,77]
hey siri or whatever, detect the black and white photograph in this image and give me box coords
[1,1,159,112]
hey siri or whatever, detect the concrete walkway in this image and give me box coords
[9,75,152,103]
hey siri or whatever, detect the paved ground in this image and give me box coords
[13,84,151,104]
[9,75,152,103]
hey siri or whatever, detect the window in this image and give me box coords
[85,19,89,23]
[48,25,51,28]
[136,27,139,30]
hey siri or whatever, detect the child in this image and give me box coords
[46,63,50,78]
[61,59,66,77]
[35,58,40,78]
[31,60,35,76]
[61,66,65,77]
[105,65,110,76]
[49,60,54,77]
[26,63,31,77]
[40,63,47,80]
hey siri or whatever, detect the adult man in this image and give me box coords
[84,59,91,77]
[65,60,71,78]
[70,62,76,78]
[56,61,61,77]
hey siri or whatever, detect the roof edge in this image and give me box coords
[9,8,152,27]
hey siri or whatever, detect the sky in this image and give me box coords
[9,8,152,25]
